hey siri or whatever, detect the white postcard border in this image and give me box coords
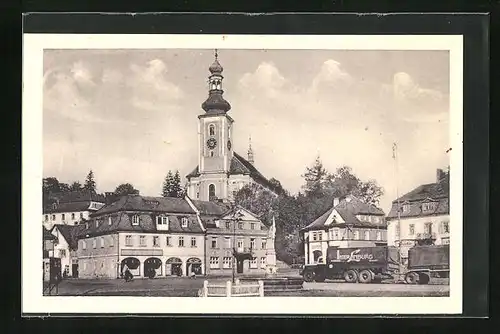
[22,34,463,315]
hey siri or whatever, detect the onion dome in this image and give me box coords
[209,58,223,74]
[202,91,231,113]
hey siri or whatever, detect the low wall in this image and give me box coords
[239,277,304,293]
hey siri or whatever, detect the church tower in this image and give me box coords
[196,50,234,201]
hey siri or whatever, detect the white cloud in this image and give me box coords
[70,61,95,86]
[128,58,184,110]
[101,68,123,83]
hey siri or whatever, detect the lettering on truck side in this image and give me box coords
[337,249,376,262]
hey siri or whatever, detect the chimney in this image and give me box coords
[436,169,445,183]
[333,197,340,207]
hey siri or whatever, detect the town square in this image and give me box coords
[40,45,451,298]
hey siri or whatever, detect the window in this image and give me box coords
[71,213,75,220]
[209,257,219,269]
[80,213,84,219]
[208,184,216,200]
[353,231,360,240]
[441,221,449,234]
[250,223,255,230]
[312,232,317,241]
[424,222,432,234]
[211,237,218,248]
[222,257,232,269]
[238,222,243,229]
[224,237,231,248]
[376,231,382,241]
[81,240,86,250]
[166,236,172,247]
[96,220,99,228]
[196,192,200,199]
[237,239,244,249]
[409,224,415,235]
[261,239,267,249]
[132,215,140,225]
[51,214,55,221]
[364,231,370,241]
[250,257,258,269]
[92,239,97,249]
[181,217,188,228]
[260,257,266,268]
[59,249,66,258]
[333,229,339,240]
[250,238,256,249]
[422,202,437,212]
[225,221,231,229]
[178,236,185,247]
[109,236,114,247]
[318,232,323,241]
[153,236,159,247]
[44,215,48,222]
[108,217,112,225]
[125,235,132,246]
[209,124,215,136]
[100,237,105,248]
[139,235,146,247]
[402,203,410,213]
[191,237,197,247]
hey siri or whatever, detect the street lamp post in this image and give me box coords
[231,207,243,284]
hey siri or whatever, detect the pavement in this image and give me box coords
[44,275,449,297]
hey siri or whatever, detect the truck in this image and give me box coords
[301,245,449,284]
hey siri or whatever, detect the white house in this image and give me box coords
[386,169,450,259]
[301,195,387,265]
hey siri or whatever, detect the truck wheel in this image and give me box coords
[405,272,419,284]
[358,270,373,284]
[418,273,430,285]
[315,274,326,283]
[344,270,358,283]
[303,270,315,282]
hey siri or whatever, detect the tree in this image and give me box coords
[172,170,183,198]
[301,155,330,197]
[114,183,139,197]
[234,183,278,223]
[269,177,287,196]
[162,171,174,197]
[83,170,96,192]
[69,181,82,191]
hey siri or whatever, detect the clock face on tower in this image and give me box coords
[207,138,217,150]
[227,140,232,150]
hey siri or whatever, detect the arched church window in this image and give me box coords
[209,184,216,200]
[209,124,215,137]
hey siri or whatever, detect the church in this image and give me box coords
[186,51,278,202]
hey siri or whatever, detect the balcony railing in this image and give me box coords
[416,232,437,240]
[233,247,253,254]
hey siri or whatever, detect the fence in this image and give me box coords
[199,279,264,297]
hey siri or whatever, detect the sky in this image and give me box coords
[43,49,450,213]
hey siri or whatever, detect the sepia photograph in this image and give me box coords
[23,33,464,315]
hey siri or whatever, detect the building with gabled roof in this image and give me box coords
[300,195,387,265]
[386,169,450,259]
[75,194,205,279]
[43,190,105,230]
[185,52,278,203]
[186,196,273,276]
[50,224,84,277]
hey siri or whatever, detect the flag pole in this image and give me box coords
[393,143,402,273]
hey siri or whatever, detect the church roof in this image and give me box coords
[186,152,278,193]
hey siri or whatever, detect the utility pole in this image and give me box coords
[393,143,402,272]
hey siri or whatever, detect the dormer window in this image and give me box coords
[422,201,437,213]
[181,217,188,228]
[132,215,140,226]
[95,220,99,228]
[156,216,169,231]
[402,203,410,213]
[108,217,112,226]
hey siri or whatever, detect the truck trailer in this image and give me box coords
[301,245,449,284]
